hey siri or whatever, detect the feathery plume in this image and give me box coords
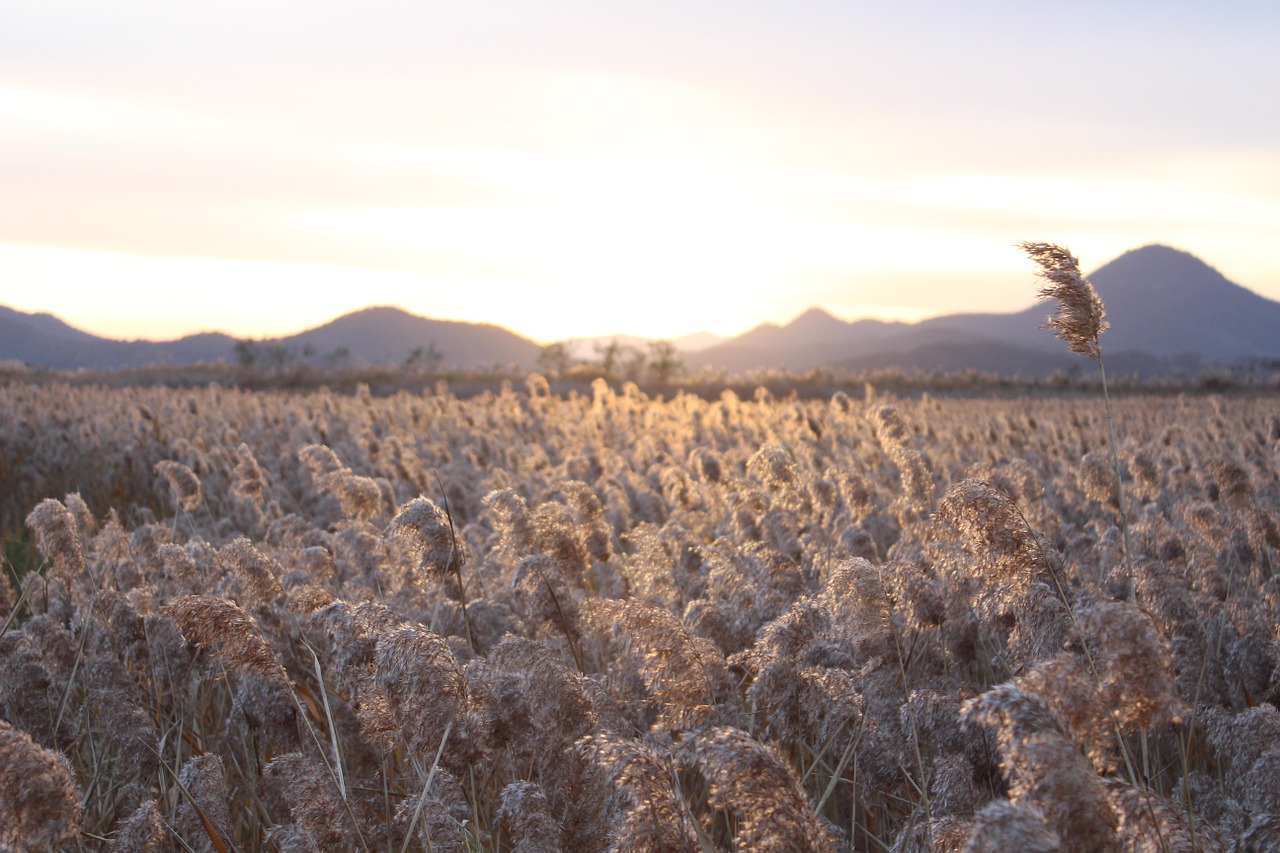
[873,405,934,513]
[0,719,83,850]
[174,754,230,853]
[497,781,564,853]
[387,497,460,579]
[962,684,1118,853]
[393,766,473,853]
[261,753,359,851]
[1105,779,1226,853]
[748,443,799,492]
[370,624,471,762]
[109,799,165,853]
[25,498,87,582]
[155,543,199,590]
[590,597,727,728]
[579,733,700,853]
[325,470,385,520]
[963,800,1060,853]
[0,561,14,622]
[155,460,203,512]
[218,536,284,607]
[484,488,535,554]
[1021,242,1107,361]
[1023,241,1131,580]
[512,554,583,665]
[934,478,1048,611]
[298,443,344,479]
[685,726,837,852]
[1080,450,1119,507]
[1077,602,1183,731]
[162,595,290,683]
[231,442,269,503]
[62,492,97,544]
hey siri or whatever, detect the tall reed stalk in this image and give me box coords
[1021,242,1132,591]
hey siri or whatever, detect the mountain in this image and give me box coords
[0,306,237,370]
[271,306,542,369]
[673,331,728,352]
[692,245,1280,376]
[4,245,1276,376]
[1049,244,1280,360]
[0,305,542,372]
[696,309,911,373]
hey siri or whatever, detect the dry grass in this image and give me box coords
[0,371,1277,851]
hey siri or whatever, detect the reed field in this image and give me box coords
[1,371,1279,852]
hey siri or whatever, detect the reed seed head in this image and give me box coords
[1021,241,1108,361]
[0,719,84,850]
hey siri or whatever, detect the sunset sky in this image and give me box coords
[3,1,1279,344]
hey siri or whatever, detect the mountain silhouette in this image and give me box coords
[0,305,542,372]
[3,245,1276,376]
[691,245,1280,375]
[0,306,236,370]
[273,306,542,369]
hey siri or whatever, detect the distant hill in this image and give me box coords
[4,245,1276,376]
[270,306,543,369]
[0,306,236,370]
[691,245,1280,376]
[0,305,542,372]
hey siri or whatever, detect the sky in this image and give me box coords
[3,1,1279,344]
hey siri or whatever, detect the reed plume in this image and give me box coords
[108,799,165,853]
[261,752,362,851]
[218,536,285,607]
[174,754,231,853]
[162,595,290,683]
[1105,779,1225,853]
[1020,241,1107,361]
[387,496,462,580]
[497,781,564,853]
[63,491,97,544]
[0,561,14,621]
[578,732,700,853]
[963,800,1061,853]
[393,766,473,853]
[1077,601,1183,731]
[369,624,472,764]
[0,718,83,850]
[873,404,935,514]
[1021,241,1130,583]
[685,726,836,853]
[512,554,584,669]
[590,597,728,728]
[962,684,1118,853]
[25,497,87,582]
[934,478,1048,610]
[155,460,203,512]
[231,442,269,504]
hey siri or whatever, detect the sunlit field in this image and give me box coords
[2,376,1278,851]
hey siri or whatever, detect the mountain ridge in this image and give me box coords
[4,245,1278,376]
[688,245,1280,375]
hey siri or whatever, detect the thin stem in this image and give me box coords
[433,471,477,654]
[400,719,454,853]
[1097,354,1134,600]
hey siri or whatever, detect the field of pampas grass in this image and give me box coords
[1,372,1279,851]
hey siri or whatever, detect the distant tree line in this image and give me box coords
[232,340,446,372]
[537,339,683,384]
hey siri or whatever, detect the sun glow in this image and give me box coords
[4,20,1280,346]
[0,244,434,341]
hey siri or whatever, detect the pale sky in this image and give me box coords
[3,1,1279,343]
